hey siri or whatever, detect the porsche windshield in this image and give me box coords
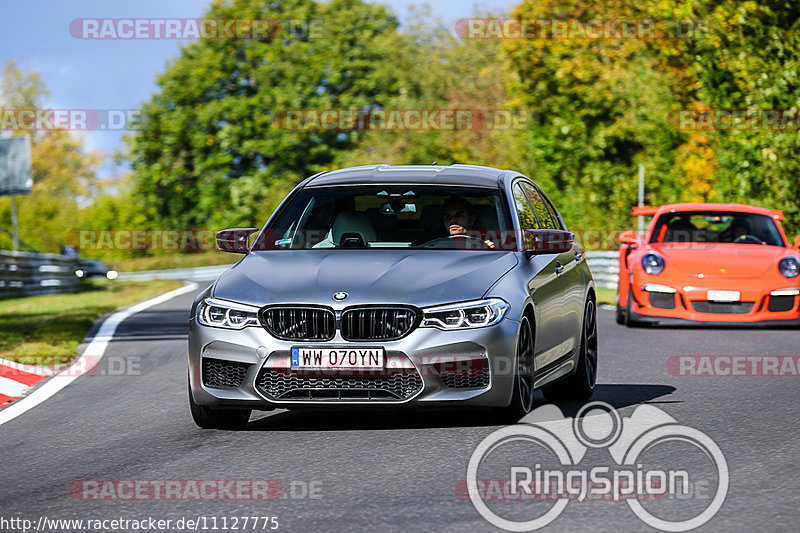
[649,211,784,246]
[255,185,515,251]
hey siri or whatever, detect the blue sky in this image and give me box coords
[0,0,512,176]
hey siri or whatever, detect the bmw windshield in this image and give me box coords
[254,185,516,251]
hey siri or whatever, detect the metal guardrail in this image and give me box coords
[0,249,617,297]
[586,250,619,290]
[0,251,80,299]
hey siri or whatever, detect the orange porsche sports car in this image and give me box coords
[617,203,800,326]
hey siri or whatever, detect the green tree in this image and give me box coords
[672,0,800,234]
[126,0,402,230]
[336,6,530,172]
[0,60,102,253]
[503,0,690,236]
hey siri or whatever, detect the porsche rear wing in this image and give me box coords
[631,206,658,217]
[631,205,785,220]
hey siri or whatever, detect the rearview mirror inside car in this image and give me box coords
[619,230,638,245]
[523,229,574,254]
[216,228,259,253]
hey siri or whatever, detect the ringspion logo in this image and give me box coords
[466,402,728,531]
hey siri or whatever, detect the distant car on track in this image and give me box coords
[617,203,800,326]
[187,164,597,429]
[74,259,118,280]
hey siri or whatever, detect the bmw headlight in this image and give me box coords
[642,252,665,275]
[778,256,800,278]
[421,298,509,330]
[196,298,260,329]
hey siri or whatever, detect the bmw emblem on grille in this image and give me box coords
[333,291,349,301]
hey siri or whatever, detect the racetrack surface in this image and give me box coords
[0,288,797,532]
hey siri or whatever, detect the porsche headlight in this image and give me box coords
[642,252,665,275]
[421,298,509,330]
[197,298,260,329]
[778,256,800,278]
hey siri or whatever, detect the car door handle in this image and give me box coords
[555,262,564,275]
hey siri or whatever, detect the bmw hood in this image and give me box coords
[212,250,518,308]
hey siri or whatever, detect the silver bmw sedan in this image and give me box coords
[188,164,597,429]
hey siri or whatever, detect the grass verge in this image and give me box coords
[595,287,617,307]
[103,251,235,273]
[0,279,184,364]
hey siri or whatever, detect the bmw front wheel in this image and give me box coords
[542,298,597,402]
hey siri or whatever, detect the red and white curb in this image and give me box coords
[0,282,198,426]
[0,360,55,406]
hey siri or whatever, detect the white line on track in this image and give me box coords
[0,282,199,427]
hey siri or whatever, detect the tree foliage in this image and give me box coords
[126,0,402,229]
[5,0,799,258]
[505,0,800,236]
[0,61,102,253]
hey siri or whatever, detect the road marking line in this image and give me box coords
[0,282,199,427]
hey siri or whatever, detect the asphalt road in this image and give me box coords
[0,286,798,532]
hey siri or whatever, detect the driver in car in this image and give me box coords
[443,196,495,249]
[725,219,759,243]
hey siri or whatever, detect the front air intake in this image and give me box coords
[260,306,336,341]
[340,306,419,341]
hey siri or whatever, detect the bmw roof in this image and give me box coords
[304,164,515,188]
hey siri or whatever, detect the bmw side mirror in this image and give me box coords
[216,228,259,253]
[523,229,574,254]
[619,230,638,246]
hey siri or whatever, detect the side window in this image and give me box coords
[513,183,539,230]
[539,190,566,230]
[520,182,558,230]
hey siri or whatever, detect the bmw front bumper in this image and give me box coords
[188,317,520,410]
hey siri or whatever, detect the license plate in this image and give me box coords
[707,290,740,302]
[291,347,384,369]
